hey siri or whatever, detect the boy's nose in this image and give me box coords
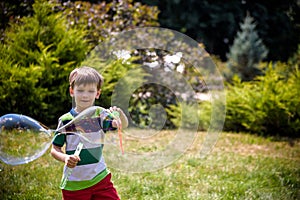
[82,92,89,97]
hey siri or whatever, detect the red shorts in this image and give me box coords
[62,173,120,200]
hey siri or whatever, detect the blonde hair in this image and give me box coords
[69,66,104,90]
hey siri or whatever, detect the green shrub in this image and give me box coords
[0,0,88,125]
[166,101,211,131]
[0,49,46,117]
[224,62,300,137]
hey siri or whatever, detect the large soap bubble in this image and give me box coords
[0,114,51,165]
[82,27,226,172]
[0,106,121,166]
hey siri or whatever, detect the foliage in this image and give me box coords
[166,101,211,131]
[289,44,300,67]
[57,0,161,128]
[0,51,47,117]
[125,45,211,129]
[52,0,161,127]
[0,0,35,42]
[0,0,88,124]
[142,0,300,61]
[0,0,159,125]
[128,82,178,129]
[224,62,300,137]
[53,0,159,49]
[3,1,299,62]
[82,54,148,113]
[226,14,268,81]
[0,0,160,44]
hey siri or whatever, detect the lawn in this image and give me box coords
[0,131,299,200]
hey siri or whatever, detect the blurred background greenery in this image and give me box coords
[0,0,299,137]
[1,1,299,199]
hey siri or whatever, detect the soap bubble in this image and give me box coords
[0,114,51,165]
[0,106,121,166]
[83,27,226,172]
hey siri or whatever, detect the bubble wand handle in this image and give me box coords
[60,142,83,189]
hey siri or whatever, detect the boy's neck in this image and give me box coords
[74,107,85,113]
[74,105,94,113]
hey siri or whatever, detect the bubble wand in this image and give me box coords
[60,142,83,189]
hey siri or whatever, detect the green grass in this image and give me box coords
[1,131,299,200]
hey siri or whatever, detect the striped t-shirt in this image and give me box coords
[52,107,116,191]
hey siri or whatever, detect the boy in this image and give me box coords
[51,66,128,200]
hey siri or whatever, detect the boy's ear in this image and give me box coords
[69,87,74,97]
[96,89,101,99]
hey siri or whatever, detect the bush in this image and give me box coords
[0,51,46,117]
[166,101,211,131]
[224,62,300,137]
[0,0,88,125]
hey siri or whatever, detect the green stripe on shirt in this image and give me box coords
[61,168,110,191]
[66,146,103,165]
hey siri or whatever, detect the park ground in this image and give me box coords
[0,131,299,200]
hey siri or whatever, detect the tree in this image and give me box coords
[226,14,268,81]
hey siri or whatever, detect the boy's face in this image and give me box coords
[70,83,101,112]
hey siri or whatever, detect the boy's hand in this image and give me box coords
[109,106,122,116]
[109,106,128,128]
[65,154,81,168]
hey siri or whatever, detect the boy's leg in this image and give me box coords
[91,173,120,200]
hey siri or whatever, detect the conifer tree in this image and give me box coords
[226,14,268,81]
